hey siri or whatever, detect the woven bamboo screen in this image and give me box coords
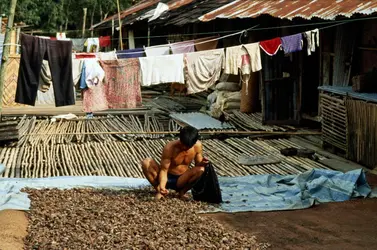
[2,55,25,107]
[346,99,377,168]
[319,92,348,152]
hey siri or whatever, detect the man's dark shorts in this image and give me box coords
[166,173,182,191]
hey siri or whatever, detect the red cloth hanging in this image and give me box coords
[260,37,282,56]
[99,36,111,47]
[75,53,96,59]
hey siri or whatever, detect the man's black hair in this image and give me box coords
[179,126,199,148]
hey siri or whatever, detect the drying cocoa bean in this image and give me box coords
[23,188,269,249]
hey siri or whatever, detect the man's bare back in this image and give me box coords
[141,126,207,200]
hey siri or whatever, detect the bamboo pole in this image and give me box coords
[116,0,123,49]
[0,0,17,112]
[82,8,87,38]
[25,131,322,136]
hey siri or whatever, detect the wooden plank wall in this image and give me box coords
[346,99,377,169]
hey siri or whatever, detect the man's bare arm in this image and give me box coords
[194,141,207,167]
[158,147,171,193]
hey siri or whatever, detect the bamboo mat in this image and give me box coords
[0,138,331,178]
[17,115,180,146]
[15,111,306,148]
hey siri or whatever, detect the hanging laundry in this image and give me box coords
[36,36,50,40]
[38,60,52,93]
[71,38,86,52]
[170,40,195,54]
[35,60,55,105]
[100,59,142,109]
[82,82,109,112]
[85,38,100,53]
[139,54,185,86]
[281,34,303,54]
[99,36,111,48]
[116,48,145,59]
[194,36,219,51]
[185,48,225,94]
[79,61,87,89]
[144,45,170,57]
[15,34,75,107]
[84,59,105,89]
[97,51,118,60]
[260,37,282,56]
[81,60,108,112]
[303,29,320,56]
[36,85,55,105]
[56,32,70,41]
[243,42,262,72]
[225,45,244,75]
[72,58,84,86]
[74,53,97,59]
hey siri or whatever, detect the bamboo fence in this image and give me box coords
[346,99,377,168]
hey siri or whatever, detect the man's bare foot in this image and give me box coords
[155,193,164,200]
[178,192,190,201]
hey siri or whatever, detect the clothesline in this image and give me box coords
[71,19,347,56]
[90,21,341,57]
[115,24,260,56]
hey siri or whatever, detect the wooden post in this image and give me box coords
[0,0,17,112]
[82,8,87,38]
[147,26,150,47]
[128,29,135,49]
[116,0,123,50]
[112,18,115,36]
[90,3,96,38]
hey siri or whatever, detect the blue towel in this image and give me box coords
[116,48,145,59]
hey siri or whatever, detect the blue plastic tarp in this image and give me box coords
[0,168,375,213]
[218,169,373,213]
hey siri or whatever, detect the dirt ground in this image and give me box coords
[206,173,377,250]
[207,199,377,250]
[0,210,28,250]
[2,173,377,249]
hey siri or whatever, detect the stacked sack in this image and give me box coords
[207,82,241,118]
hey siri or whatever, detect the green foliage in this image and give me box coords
[0,0,136,32]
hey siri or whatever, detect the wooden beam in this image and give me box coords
[25,131,322,136]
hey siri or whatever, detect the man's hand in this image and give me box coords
[156,185,169,195]
[196,158,209,167]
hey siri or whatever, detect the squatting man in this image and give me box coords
[141,126,208,200]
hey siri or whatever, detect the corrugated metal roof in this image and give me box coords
[170,112,235,130]
[154,0,232,26]
[168,0,195,10]
[92,0,197,29]
[92,0,160,29]
[199,0,377,21]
